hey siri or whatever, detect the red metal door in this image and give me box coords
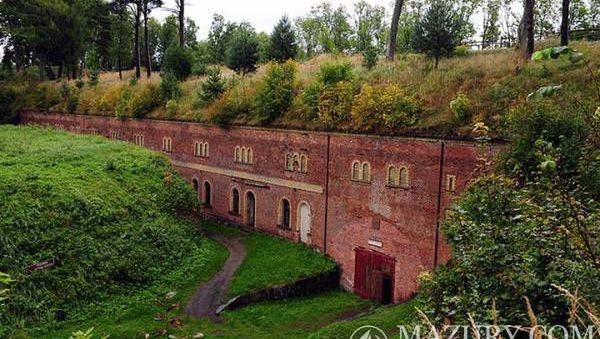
[354,248,396,303]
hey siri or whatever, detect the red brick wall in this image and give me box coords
[20,112,493,303]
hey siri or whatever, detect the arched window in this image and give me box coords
[399,167,409,188]
[279,198,291,230]
[204,143,209,157]
[231,188,240,215]
[292,154,300,171]
[285,154,293,170]
[300,155,308,173]
[203,181,212,207]
[241,147,248,163]
[235,146,241,162]
[192,178,199,193]
[247,148,253,164]
[352,161,361,181]
[388,166,398,185]
[362,162,371,182]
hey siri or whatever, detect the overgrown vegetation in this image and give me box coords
[420,46,600,327]
[0,126,209,336]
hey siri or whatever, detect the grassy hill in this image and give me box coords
[0,125,218,334]
[9,40,599,139]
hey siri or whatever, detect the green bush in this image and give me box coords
[129,76,138,86]
[160,72,182,103]
[115,89,133,119]
[35,85,61,112]
[453,45,470,57]
[317,81,355,127]
[191,62,209,77]
[0,85,19,123]
[66,94,79,114]
[129,84,161,118]
[162,45,193,80]
[449,92,472,123]
[351,84,419,131]
[254,61,297,123]
[362,44,378,70]
[196,68,225,108]
[301,82,323,120]
[317,62,354,86]
[166,99,178,118]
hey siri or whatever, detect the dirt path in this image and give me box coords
[184,230,246,322]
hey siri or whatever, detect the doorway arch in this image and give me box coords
[297,201,312,244]
[245,191,256,227]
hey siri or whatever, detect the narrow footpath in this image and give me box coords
[184,230,247,322]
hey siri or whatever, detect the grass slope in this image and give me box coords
[40,221,366,339]
[0,125,209,334]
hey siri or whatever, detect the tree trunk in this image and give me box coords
[520,0,535,59]
[134,3,142,79]
[143,5,152,78]
[386,0,405,61]
[58,62,63,79]
[39,53,46,81]
[560,0,570,46]
[178,0,185,47]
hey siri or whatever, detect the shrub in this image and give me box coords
[66,94,79,114]
[129,84,161,118]
[362,44,378,70]
[163,45,193,80]
[453,45,470,57]
[75,78,85,89]
[301,82,323,120]
[449,92,472,123]
[351,84,419,131]
[317,62,354,86]
[115,89,133,119]
[34,85,61,112]
[317,81,355,127]
[166,99,178,118]
[254,61,297,123]
[129,76,138,86]
[191,62,208,77]
[226,25,260,74]
[0,85,19,123]
[160,72,182,103]
[196,68,226,108]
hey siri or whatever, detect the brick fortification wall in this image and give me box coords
[20,112,491,303]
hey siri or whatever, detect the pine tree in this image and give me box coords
[226,24,259,74]
[413,0,465,69]
[269,16,297,62]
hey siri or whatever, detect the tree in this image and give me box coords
[109,0,134,80]
[295,17,321,57]
[561,0,570,45]
[162,45,192,80]
[129,0,142,78]
[207,14,237,64]
[519,0,535,59]
[353,1,387,54]
[141,0,162,78]
[269,16,297,62]
[387,0,405,60]
[413,0,465,69]
[226,24,259,74]
[174,0,185,47]
[482,0,501,49]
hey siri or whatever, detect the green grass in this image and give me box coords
[0,125,204,334]
[39,289,372,339]
[228,231,337,297]
[309,298,420,339]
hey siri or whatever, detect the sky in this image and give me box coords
[154,0,399,39]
